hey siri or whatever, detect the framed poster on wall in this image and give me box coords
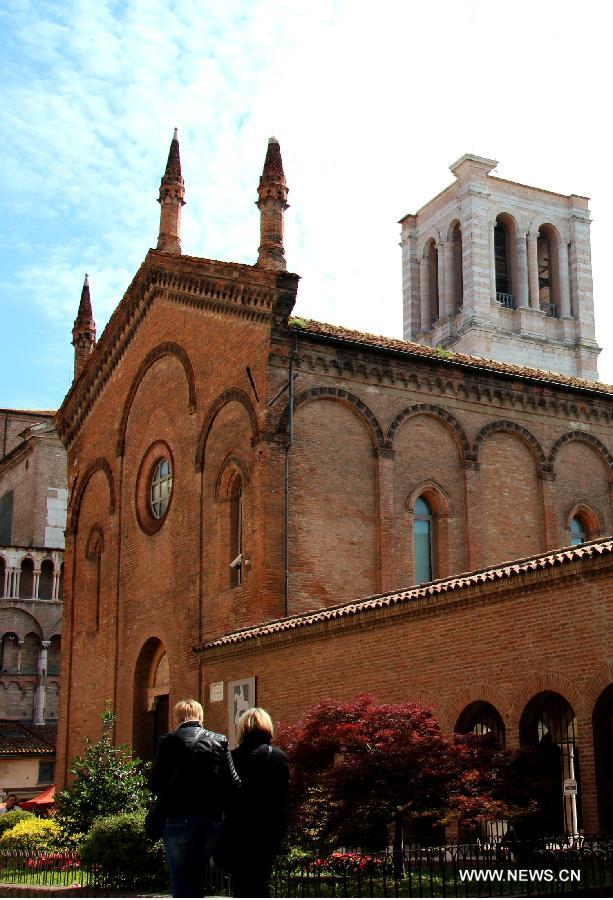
[228,676,256,747]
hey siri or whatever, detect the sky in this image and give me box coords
[1,0,612,409]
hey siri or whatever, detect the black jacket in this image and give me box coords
[148,721,240,817]
[226,731,289,857]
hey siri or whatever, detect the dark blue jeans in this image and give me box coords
[163,814,221,898]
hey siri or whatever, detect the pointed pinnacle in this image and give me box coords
[76,273,94,323]
[164,129,182,181]
[261,136,285,183]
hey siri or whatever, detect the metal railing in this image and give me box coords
[540,301,559,318]
[270,838,613,897]
[496,292,515,309]
[0,851,95,888]
[1,837,612,896]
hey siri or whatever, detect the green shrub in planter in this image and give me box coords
[0,808,34,837]
[79,810,167,889]
[0,817,60,852]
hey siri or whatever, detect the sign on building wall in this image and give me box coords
[209,681,224,703]
[228,677,256,748]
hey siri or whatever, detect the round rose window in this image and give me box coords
[149,458,173,519]
[135,441,174,535]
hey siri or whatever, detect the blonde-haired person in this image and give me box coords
[223,707,289,898]
[148,699,240,898]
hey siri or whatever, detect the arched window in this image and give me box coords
[48,636,61,676]
[567,506,600,546]
[427,240,440,324]
[1,633,19,673]
[0,556,5,598]
[455,701,506,748]
[451,222,463,309]
[39,559,54,600]
[593,684,613,833]
[494,216,515,307]
[85,528,104,632]
[413,496,433,584]
[537,224,559,317]
[229,473,243,588]
[520,692,580,835]
[0,490,13,545]
[45,681,59,720]
[21,633,40,675]
[19,558,34,599]
[570,516,587,546]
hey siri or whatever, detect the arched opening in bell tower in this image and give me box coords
[537,224,559,317]
[494,214,516,307]
[451,222,463,308]
[426,240,440,323]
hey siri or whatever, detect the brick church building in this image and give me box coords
[56,134,613,834]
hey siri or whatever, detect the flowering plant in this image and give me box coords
[314,850,388,876]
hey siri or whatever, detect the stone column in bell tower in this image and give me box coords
[451,154,498,324]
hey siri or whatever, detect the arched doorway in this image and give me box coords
[455,701,506,840]
[133,638,169,762]
[593,684,613,833]
[520,692,580,834]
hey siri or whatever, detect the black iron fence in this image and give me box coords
[1,837,613,896]
[0,850,93,888]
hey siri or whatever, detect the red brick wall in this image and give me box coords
[56,257,613,805]
[479,432,543,566]
[289,399,378,610]
[57,276,283,773]
[553,442,612,543]
[393,413,466,585]
[199,557,613,833]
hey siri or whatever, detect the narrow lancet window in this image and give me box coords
[414,496,433,584]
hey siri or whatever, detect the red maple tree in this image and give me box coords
[277,694,535,851]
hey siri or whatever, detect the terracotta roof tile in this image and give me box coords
[0,722,57,756]
[0,409,56,416]
[290,318,613,396]
[197,539,613,651]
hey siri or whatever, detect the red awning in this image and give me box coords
[19,785,55,810]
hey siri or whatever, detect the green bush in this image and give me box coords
[0,808,34,837]
[56,703,150,836]
[79,811,166,889]
[0,817,60,852]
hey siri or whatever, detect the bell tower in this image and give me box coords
[400,155,601,381]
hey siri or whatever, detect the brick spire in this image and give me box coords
[256,136,289,271]
[72,274,96,380]
[157,128,185,254]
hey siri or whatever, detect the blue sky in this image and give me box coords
[2,0,612,409]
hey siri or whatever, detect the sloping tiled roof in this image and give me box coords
[0,409,56,416]
[290,318,613,397]
[197,539,613,651]
[0,722,57,756]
